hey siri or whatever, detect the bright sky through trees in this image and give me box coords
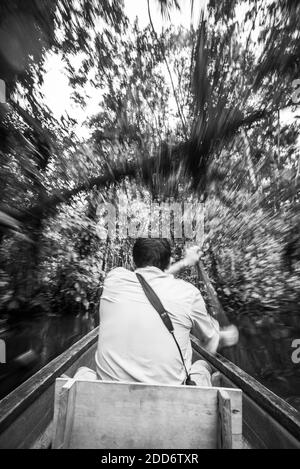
[41,0,297,138]
[41,0,207,137]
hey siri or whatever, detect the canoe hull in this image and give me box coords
[0,327,300,449]
[191,337,300,449]
[0,328,98,449]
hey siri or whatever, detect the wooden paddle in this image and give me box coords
[195,258,239,351]
[196,260,230,327]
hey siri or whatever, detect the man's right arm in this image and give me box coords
[190,289,220,354]
[190,289,239,353]
[165,246,202,276]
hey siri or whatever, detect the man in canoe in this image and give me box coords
[77,238,238,385]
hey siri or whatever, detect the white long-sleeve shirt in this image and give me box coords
[95,266,220,385]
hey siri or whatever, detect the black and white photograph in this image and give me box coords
[0,0,300,452]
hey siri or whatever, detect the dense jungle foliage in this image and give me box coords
[0,0,299,321]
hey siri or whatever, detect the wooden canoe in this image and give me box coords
[0,326,299,449]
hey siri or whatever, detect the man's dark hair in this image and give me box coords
[132,238,171,271]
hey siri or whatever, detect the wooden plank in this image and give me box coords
[220,373,300,448]
[218,390,233,449]
[191,335,300,443]
[200,353,300,449]
[0,330,98,449]
[53,379,76,449]
[52,380,65,449]
[56,380,242,449]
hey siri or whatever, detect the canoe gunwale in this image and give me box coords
[0,327,99,435]
[0,327,299,447]
[191,335,300,442]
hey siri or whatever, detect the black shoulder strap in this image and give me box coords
[136,272,190,381]
[136,273,174,333]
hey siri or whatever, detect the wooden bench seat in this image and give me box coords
[52,378,242,449]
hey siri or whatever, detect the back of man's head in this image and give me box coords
[132,238,171,271]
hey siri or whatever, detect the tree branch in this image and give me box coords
[147,0,188,136]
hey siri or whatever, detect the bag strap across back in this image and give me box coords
[136,272,191,383]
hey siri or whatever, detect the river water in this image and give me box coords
[0,313,98,400]
[0,312,300,415]
[224,312,300,412]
